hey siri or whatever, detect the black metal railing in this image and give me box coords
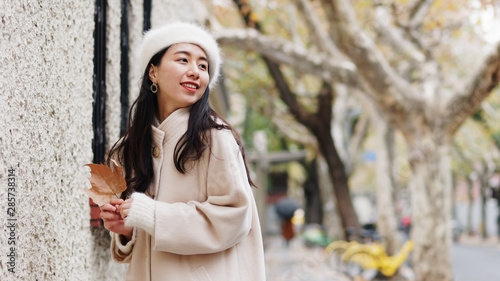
[92,0,107,164]
[120,0,130,136]
[143,0,151,32]
[94,0,151,162]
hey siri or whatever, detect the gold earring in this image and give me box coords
[151,82,158,94]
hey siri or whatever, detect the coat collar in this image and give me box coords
[151,107,190,146]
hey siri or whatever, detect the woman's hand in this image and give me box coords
[118,198,134,220]
[100,198,133,240]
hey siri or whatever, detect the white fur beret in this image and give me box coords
[137,21,222,89]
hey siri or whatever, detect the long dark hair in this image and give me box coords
[108,47,254,199]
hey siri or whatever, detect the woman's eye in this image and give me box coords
[178,58,188,63]
[199,64,207,70]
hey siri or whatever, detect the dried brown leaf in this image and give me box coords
[83,160,127,206]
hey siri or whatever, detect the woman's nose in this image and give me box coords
[187,64,199,78]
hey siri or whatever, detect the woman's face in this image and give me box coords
[149,43,209,117]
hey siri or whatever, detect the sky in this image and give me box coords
[469,1,500,44]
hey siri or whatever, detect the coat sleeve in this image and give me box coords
[110,228,137,263]
[153,129,254,255]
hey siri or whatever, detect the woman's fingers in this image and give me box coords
[100,199,123,212]
[118,198,133,219]
[99,200,134,236]
[110,198,124,205]
[99,203,116,212]
[101,198,132,222]
[100,209,121,221]
[103,219,133,237]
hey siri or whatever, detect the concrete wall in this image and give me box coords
[0,0,212,280]
[0,1,100,280]
[106,0,124,152]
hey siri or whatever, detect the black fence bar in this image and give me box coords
[92,0,107,164]
[120,0,129,136]
[143,0,151,32]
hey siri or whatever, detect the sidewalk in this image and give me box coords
[264,233,500,281]
[264,235,350,281]
[264,234,415,281]
[457,234,500,250]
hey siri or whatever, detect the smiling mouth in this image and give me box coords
[181,83,198,90]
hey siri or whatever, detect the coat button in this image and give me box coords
[152,145,160,158]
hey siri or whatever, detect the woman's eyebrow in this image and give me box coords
[174,50,208,62]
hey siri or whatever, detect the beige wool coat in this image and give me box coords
[111,108,266,281]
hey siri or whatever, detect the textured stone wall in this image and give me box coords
[151,0,209,27]
[128,0,145,103]
[105,1,124,152]
[0,1,97,280]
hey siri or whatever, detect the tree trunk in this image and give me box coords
[302,158,324,225]
[409,141,453,281]
[314,123,362,238]
[480,165,489,239]
[466,175,474,235]
[230,0,361,235]
[374,119,400,255]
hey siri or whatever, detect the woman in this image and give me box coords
[99,21,266,281]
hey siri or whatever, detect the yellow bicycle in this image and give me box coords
[325,240,413,278]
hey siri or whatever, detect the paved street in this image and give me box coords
[452,237,500,281]
[265,235,350,281]
[265,235,500,281]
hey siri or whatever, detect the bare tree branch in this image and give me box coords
[293,0,343,57]
[374,7,426,63]
[214,28,359,86]
[272,114,317,146]
[282,5,305,49]
[442,42,500,136]
[317,82,333,128]
[401,0,436,59]
[409,0,436,29]
[231,0,362,233]
[319,0,423,128]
